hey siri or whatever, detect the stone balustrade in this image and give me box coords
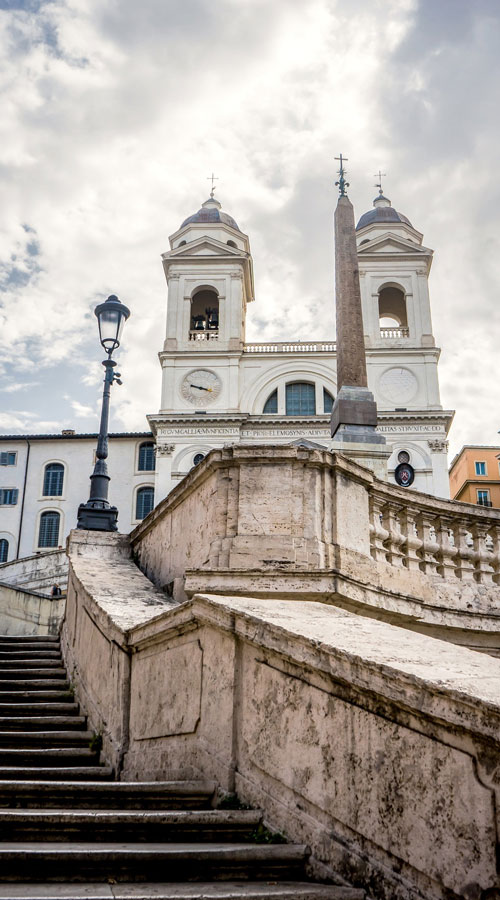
[244,341,336,353]
[131,445,500,654]
[189,330,219,341]
[368,478,500,586]
[379,326,409,338]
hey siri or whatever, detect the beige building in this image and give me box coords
[449,445,500,508]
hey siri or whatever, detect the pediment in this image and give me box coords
[164,237,242,260]
[358,235,431,255]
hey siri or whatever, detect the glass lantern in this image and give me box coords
[94,294,131,355]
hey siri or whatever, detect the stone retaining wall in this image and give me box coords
[62,529,500,900]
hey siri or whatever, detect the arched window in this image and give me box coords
[136,486,154,521]
[178,240,186,246]
[263,390,278,414]
[190,288,219,336]
[38,511,60,549]
[0,539,8,563]
[138,442,155,471]
[323,389,334,414]
[227,240,237,248]
[43,463,64,497]
[286,383,315,416]
[378,285,408,334]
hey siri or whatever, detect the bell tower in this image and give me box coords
[356,191,435,350]
[161,195,254,356]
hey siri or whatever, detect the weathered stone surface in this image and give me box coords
[62,523,500,899]
[130,641,203,739]
[130,445,500,653]
[0,583,64,637]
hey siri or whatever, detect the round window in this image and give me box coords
[398,450,410,464]
[193,453,205,466]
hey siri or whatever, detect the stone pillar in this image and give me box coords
[330,194,390,479]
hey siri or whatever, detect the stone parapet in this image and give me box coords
[131,445,500,652]
[60,528,500,900]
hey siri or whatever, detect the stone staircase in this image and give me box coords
[0,634,364,899]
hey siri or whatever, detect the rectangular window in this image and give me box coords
[475,461,487,476]
[0,452,16,466]
[477,490,491,506]
[0,488,19,505]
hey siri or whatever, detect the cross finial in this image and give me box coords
[374,170,386,195]
[207,172,219,198]
[335,154,349,196]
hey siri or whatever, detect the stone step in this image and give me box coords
[0,749,100,767]
[0,732,93,748]
[0,692,75,704]
[0,680,70,692]
[0,781,215,809]
[0,636,59,643]
[0,842,309,883]
[0,767,114,782]
[0,809,263,842]
[0,658,62,668]
[0,702,80,715]
[0,668,67,679]
[0,716,86,730]
[0,882,365,899]
[0,641,61,656]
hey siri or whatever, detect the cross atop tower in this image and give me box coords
[335,154,349,197]
[374,170,386,195]
[207,172,219,198]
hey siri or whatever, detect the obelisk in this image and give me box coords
[330,156,390,477]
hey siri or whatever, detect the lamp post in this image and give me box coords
[77,294,130,532]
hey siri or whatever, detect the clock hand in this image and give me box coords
[190,383,213,392]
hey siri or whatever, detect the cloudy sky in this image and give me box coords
[0,0,499,459]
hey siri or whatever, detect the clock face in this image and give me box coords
[379,367,418,404]
[181,369,222,406]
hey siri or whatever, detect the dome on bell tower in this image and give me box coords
[180,196,241,232]
[356,193,413,230]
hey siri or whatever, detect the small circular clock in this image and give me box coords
[181,369,222,406]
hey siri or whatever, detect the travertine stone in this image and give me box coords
[61,524,500,900]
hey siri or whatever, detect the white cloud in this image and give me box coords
[0,0,498,462]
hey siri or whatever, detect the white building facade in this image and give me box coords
[149,192,453,501]
[0,432,154,563]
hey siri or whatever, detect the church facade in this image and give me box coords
[150,190,453,502]
[0,186,454,562]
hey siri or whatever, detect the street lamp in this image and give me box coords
[77,294,130,532]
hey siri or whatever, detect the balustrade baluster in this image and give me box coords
[415,512,440,575]
[471,520,495,584]
[369,494,389,563]
[451,518,476,581]
[382,502,405,567]
[398,508,422,571]
[434,515,457,580]
[488,524,500,585]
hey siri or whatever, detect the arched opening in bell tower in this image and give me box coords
[190,287,219,341]
[378,284,409,337]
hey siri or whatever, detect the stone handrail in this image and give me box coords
[368,477,500,586]
[244,341,336,353]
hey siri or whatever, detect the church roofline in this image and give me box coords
[0,432,152,442]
